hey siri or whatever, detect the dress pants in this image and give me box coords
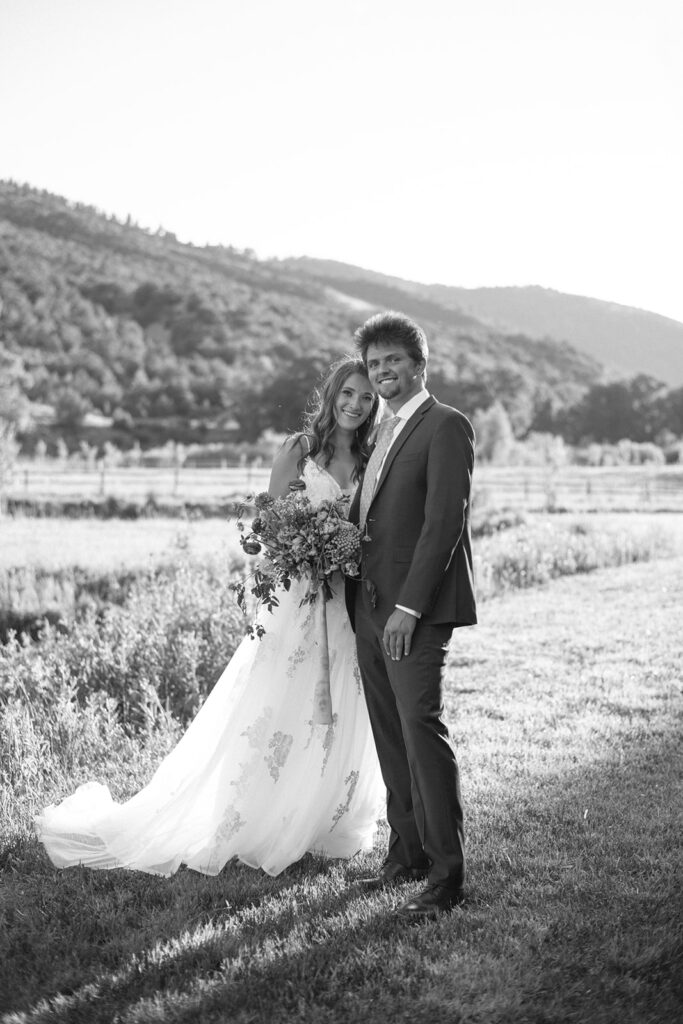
[354,588,465,889]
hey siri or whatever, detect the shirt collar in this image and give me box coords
[394,390,431,421]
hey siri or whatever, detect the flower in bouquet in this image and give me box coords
[231,482,363,637]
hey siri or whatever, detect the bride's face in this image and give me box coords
[333,372,375,432]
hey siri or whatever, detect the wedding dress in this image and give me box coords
[36,460,385,876]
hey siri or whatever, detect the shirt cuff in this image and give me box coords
[396,604,421,619]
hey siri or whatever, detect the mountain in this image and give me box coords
[425,285,683,387]
[0,181,602,449]
[282,259,683,387]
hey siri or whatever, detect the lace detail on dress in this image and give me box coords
[230,752,261,798]
[265,731,294,782]
[287,636,309,678]
[216,806,246,843]
[321,713,338,776]
[301,459,356,505]
[330,770,360,832]
[242,708,273,748]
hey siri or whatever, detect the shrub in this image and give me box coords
[0,558,246,732]
[6,496,240,519]
[474,518,672,600]
[0,565,141,641]
[0,690,180,833]
[574,441,666,466]
[471,507,528,538]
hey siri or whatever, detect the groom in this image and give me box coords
[346,311,477,917]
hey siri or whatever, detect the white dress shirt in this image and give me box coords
[376,391,431,619]
[375,390,431,480]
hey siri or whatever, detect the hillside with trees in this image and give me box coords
[285,258,683,387]
[2,180,679,457]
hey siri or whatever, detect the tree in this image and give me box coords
[131,283,183,328]
[473,402,515,463]
[0,420,19,514]
[82,281,129,314]
[657,386,683,438]
[560,374,667,444]
[0,354,32,431]
[54,387,89,428]
[232,354,332,442]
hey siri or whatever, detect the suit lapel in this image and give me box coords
[371,395,434,503]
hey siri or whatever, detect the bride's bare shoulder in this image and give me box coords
[268,434,311,496]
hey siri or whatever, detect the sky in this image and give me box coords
[2,0,682,322]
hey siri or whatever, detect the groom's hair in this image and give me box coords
[353,311,429,374]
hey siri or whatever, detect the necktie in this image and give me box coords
[359,416,399,527]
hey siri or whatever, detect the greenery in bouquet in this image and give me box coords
[231,483,363,637]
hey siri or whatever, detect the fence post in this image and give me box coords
[642,472,651,504]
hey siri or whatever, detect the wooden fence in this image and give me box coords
[7,464,271,503]
[6,463,683,512]
[473,466,683,512]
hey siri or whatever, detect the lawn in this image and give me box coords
[2,511,682,574]
[0,516,244,573]
[1,554,681,1022]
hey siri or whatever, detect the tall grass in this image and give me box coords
[0,565,142,641]
[474,517,671,599]
[1,692,181,832]
[0,553,246,833]
[1,557,245,721]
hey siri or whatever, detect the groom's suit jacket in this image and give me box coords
[346,395,477,630]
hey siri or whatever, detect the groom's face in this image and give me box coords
[365,341,426,408]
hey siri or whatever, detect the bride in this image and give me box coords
[36,358,385,877]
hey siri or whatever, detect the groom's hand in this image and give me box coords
[383,609,417,661]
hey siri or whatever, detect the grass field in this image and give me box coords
[2,511,683,574]
[0,512,677,643]
[1,552,681,1022]
[0,516,244,572]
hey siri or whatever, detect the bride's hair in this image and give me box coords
[297,357,379,481]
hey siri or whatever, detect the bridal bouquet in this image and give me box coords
[231,484,363,638]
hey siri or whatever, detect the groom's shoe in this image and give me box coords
[357,861,428,890]
[396,883,465,918]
